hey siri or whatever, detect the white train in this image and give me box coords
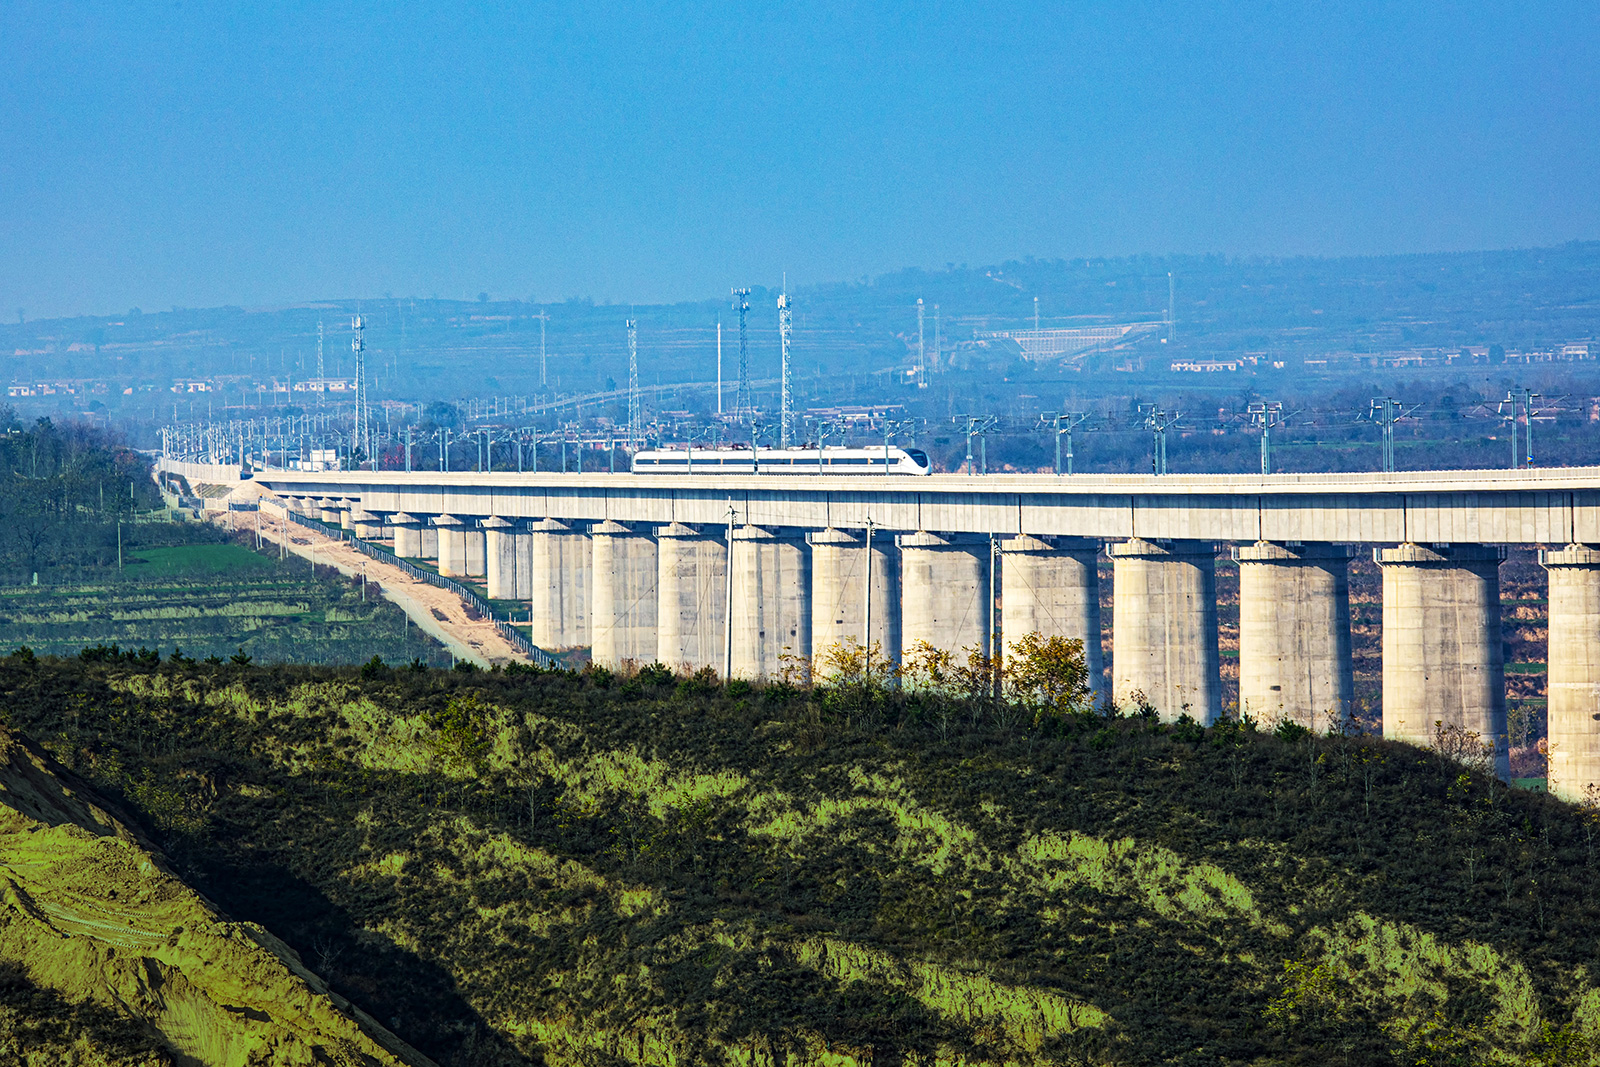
[631,445,932,475]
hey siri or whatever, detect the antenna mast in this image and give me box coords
[316,319,325,379]
[351,315,367,465]
[732,288,751,417]
[627,318,641,446]
[778,289,793,448]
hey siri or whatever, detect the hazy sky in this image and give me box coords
[3,1,1597,319]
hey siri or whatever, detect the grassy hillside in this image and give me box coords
[0,718,432,1066]
[3,655,1599,1065]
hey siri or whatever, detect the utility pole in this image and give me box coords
[627,319,641,446]
[716,320,723,415]
[723,501,736,680]
[988,534,998,671]
[932,304,940,377]
[1041,411,1091,475]
[778,290,793,448]
[862,517,874,678]
[732,288,752,418]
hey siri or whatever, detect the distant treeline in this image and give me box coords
[0,408,166,580]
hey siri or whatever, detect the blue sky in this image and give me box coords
[2,1,1597,319]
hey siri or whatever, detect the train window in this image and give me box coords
[905,449,929,465]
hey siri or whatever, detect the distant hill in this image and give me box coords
[2,242,1596,413]
[2,654,1598,1064]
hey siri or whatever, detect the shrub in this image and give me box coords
[638,662,675,687]
[1274,719,1312,741]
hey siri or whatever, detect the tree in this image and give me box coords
[1005,632,1092,719]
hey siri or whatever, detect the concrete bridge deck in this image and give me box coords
[249,465,1600,544]
[161,460,1600,803]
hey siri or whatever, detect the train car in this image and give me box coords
[631,445,932,475]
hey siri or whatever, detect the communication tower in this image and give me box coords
[916,298,925,386]
[732,288,751,416]
[778,290,793,447]
[1034,296,1040,332]
[316,319,325,379]
[534,310,550,387]
[627,319,641,446]
[351,316,368,464]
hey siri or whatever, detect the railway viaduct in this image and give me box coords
[180,461,1600,800]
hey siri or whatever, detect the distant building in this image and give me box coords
[293,377,355,393]
[172,380,212,393]
[1171,359,1243,372]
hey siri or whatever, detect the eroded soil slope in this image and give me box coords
[0,723,434,1067]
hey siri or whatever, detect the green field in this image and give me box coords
[0,531,451,667]
[120,542,278,577]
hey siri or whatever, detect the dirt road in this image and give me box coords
[232,502,532,669]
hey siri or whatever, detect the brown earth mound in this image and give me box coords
[0,725,435,1067]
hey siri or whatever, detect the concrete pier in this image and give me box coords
[809,527,900,667]
[464,526,487,578]
[418,525,439,561]
[999,535,1104,702]
[899,531,991,660]
[483,517,519,601]
[1378,543,1509,780]
[351,510,384,540]
[434,515,468,577]
[590,521,659,669]
[1235,542,1354,730]
[526,519,589,650]
[1541,545,1600,800]
[1108,538,1222,723]
[730,525,811,680]
[656,522,727,672]
[390,513,424,558]
[318,499,342,525]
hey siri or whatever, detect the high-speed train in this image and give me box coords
[631,445,932,475]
